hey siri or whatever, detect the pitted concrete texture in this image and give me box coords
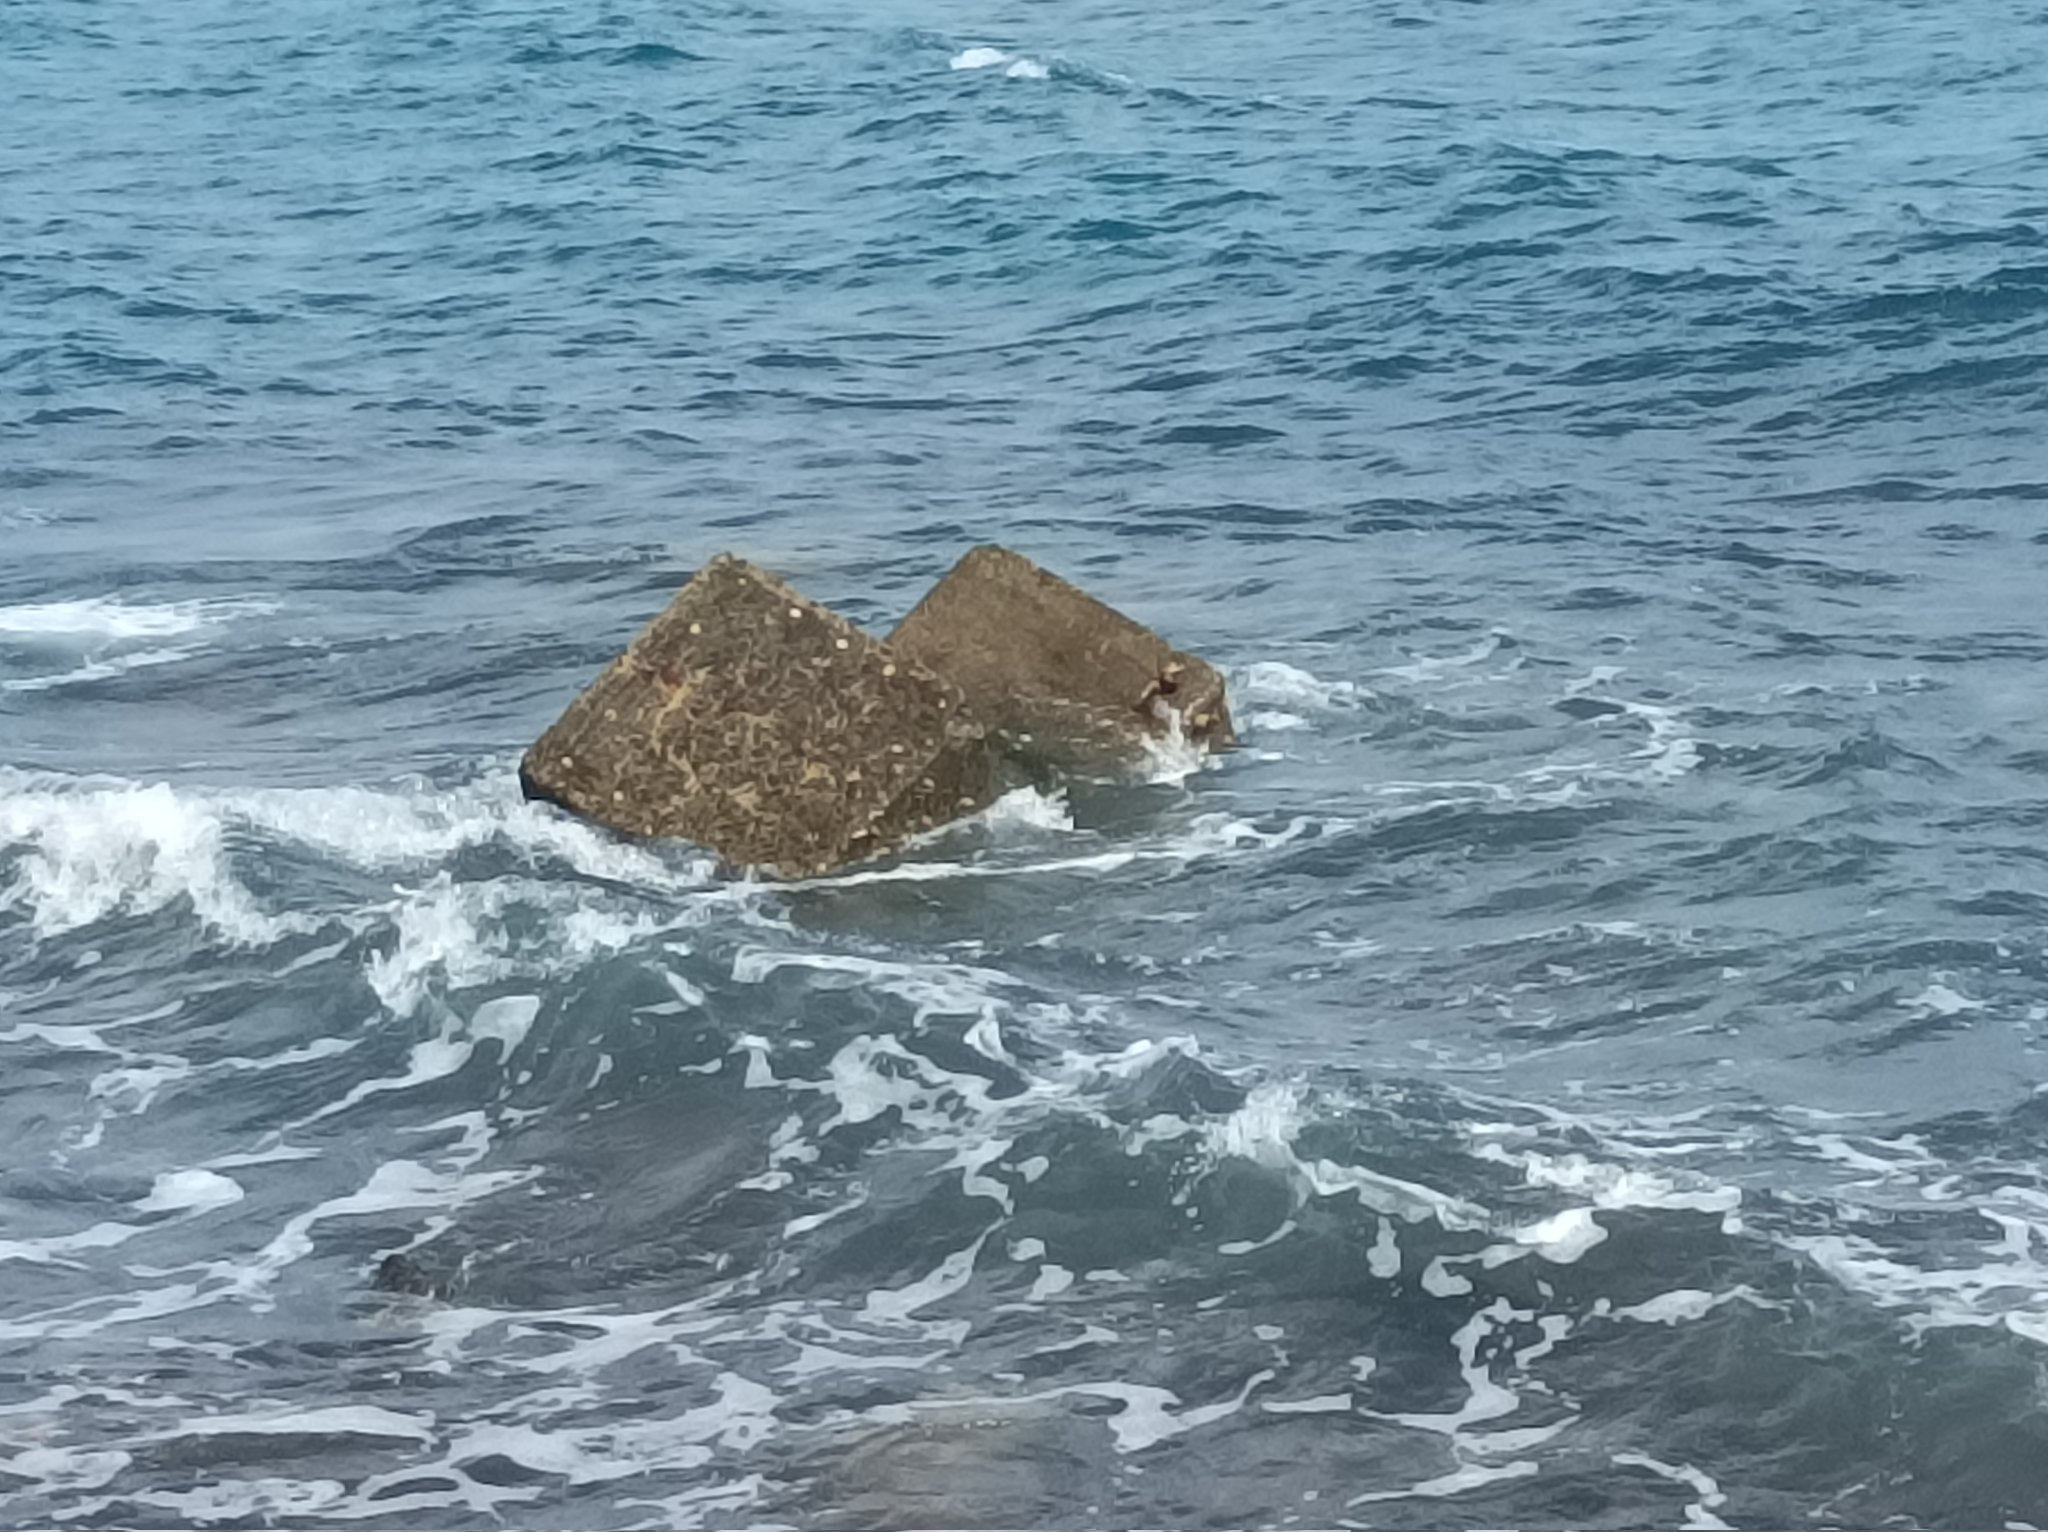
[889,544,1234,774]
[520,555,996,877]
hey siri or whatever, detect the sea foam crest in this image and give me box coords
[1138,708,1211,784]
[0,595,275,694]
[0,765,715,949]
[974,785,1074,835]
[0,776,305,944]
[0,596,269,641]
[1232,660,1361,713]
[1231,659,1363,736]
[949,45,1049,79]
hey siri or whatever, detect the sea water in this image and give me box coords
[5,0,2048,1525]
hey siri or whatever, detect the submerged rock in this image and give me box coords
[370,1251,453,1300]
[890,545,1234,775]
[520,555,997,877]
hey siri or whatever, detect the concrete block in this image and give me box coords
[888,545,1234,774]
[520,556,996,877]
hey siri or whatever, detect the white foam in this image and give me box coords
[421,1301,707,1376]
[225,1130,539,1305]
[0,596,273,694]
[1306,1154,1490,1229]
[1477,1146,1741,1216]
[133,1169,244,1216]
[1421,1256,1473,1296]
[1189,1081,1489,1230]
[1233,660,1360,712]
[974,786,1074,835]
[1,646,197,694]
[89,1057,194,1120]
[0,1219,146,1266]
[863,1232,990,1324]
[799,844,1141,888]
[0,1008,154,1056]
[365,878,500,1017]
[617,1474,771,1527]
[451,1396,758,1484]
[1261,1393,1352,1415]
[1550,671,1701,781]
[1905,982,1984,1017]
[453,1372,773,1491]
[220,1036,361,1075]
[1028,1264,1075,1300]
[0,1272,217,1341]
[1380,1299,1527,1439]
[1617,697,1701,780]
[1245,710,1310,733]
[89,1479,347,1525]
[1179,810,1322,858]
[786,797,1326,892]
[312,1030,477,1121]
[1205,1081,1309,1170]
[1377,634,1508,685]
[1613,1450,1731,1530]
[775,1330,952,1383]
[1138,711,1211,785]
[1365,672,1703,809]
[374,874,681,1021]
[0,1446,133,1493]
[732,947,1016,1033]
[1348,1458,1539,1506]
[206,1144,322,1169]
[0,776,308,943]
[1368,1217,1401,1277]
[152,1404,435,1444]
[950,46,1048,77]
[1507,1207,1608,1264]
[1784,1222,2048,1345]
[1217,1220,1295,1256]
[468,994,540,1057]
[1608,1289,1724,1325]
[1055,1370,1273,1453]
[947,1135,1016,1211]
[1801,1132,1936,1179]
[0,596,265,641]
[1,763,722,955]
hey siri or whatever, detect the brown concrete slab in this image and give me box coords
[520,555,995,877]
[888,544,1234,775]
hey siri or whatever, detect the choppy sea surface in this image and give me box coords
[6,1,2048,1526]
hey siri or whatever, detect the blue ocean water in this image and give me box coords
[5,0,2048,1524]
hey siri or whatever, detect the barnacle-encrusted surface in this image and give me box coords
[520,556,994,876]
[889,545,1234,774]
